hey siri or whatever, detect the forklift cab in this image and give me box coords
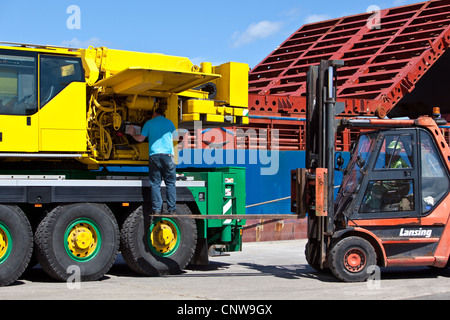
[336,127,449,221]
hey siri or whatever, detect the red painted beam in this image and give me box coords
[249,0,450,118]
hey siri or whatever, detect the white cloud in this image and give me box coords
[282,7,302,19]
[304,14,331,24]
[393,0,408,6]
[232,20,282,48]
[61,37,109,49]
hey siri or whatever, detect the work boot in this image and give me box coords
[153,211,161,215]
[168,210,176,215]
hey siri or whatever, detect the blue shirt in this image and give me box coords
[141,116,176,156]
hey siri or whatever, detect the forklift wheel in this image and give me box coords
[329,236,376,282]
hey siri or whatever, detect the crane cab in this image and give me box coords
[0,47,87,154]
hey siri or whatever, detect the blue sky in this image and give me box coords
[1,0,421,68]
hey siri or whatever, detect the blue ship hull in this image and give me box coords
[177,149,349,215]
[106,148,349,216]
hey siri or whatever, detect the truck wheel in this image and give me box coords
[0,205,33,286]
[34,203,119,282]
[329,236,376,282]
[120,204,197,276]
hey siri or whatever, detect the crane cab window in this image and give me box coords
[0,54,37,115]
[40,56,84,107]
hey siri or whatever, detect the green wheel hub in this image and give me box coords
[0,222,12,264]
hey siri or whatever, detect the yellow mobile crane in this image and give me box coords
[0,42,249,286]
[0,42,248,166]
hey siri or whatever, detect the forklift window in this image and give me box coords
[335,133,377,218]
[40,56,84,108]
[420,130,449,214]
[375,135,413,170]
[0,54,37,115]
[341,134,375,195]
[361,179,414,213]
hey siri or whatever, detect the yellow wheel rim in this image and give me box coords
[0,227,9,261]
[0,222,12,264]
[65,219,100,261]
[149,219,179,256]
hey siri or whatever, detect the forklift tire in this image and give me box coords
[305,241,329,272]
[0,205,33,286]
[329,236,376,282]
[120,203,197,276]
[34,203,120,282]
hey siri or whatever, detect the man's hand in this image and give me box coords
[127,125,146,142]
[127,125,136,136]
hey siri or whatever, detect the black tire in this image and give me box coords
[120,203,197,276]
[305,241,330,272]
[34,203,119,282]
[0,205,33,286]
[329,236,377,282]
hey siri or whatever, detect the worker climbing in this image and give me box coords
[128,107,178,215]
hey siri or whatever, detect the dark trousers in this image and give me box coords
[148,154,176,212]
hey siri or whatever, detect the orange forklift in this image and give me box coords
[292,60,450,282]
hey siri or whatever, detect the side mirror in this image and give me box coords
[335,153,345,171]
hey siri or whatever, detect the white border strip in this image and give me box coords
[0,179,205,188]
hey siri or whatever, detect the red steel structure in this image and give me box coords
[249,0,450,120]
[187,0,450,153]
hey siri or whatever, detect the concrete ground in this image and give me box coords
[1,240,449,301]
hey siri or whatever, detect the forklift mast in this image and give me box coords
[291,60,344,268]
[305,60,344,233]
